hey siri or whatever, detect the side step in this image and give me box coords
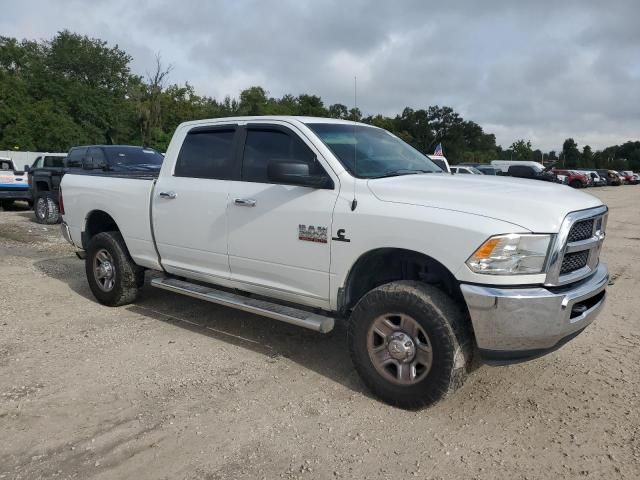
[150,276,334,333]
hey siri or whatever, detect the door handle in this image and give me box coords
[234,198,257,207]
[159,191,177,199]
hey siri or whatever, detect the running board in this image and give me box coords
[150,276,334,333]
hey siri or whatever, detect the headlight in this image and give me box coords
[466,234,552,275]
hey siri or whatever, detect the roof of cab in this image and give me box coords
[177,115,369,129]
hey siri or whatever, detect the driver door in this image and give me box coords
[226,123,339,307]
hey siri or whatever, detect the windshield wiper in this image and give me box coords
[370,169,433,179]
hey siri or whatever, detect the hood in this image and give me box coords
[367,173,604,233]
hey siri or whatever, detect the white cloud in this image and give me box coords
[2,0,639,150]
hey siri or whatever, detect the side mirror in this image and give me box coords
[267,161,333,189]
[23,165,30,172]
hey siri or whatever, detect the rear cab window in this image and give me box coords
[175,126,237,179]
[86,148,107,169]
[43,156,65,168]
[66,148,87,168]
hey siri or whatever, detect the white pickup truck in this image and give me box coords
[60,116,608,408]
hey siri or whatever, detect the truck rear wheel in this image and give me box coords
[85,231,144,307]
[34,193,60,224]
[348,281,472,409]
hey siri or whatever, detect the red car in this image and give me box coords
[552,169,590,188]
[619,171,639,185]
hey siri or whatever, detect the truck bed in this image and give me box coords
[61,173,161,270]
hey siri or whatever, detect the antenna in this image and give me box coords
[351,76,358,211]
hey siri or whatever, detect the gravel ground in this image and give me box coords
[0,189,638,480]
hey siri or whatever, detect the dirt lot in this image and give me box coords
[0,188,638,480]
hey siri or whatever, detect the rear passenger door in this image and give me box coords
[226,123,339,307]
[153,125,240,280]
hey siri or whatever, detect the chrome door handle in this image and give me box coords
[234,198,257,207]
[159,191,177,199]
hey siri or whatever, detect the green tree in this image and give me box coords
[562,138,581,168]
[328,103,348,119]
[296,94,326,116]
[238,86,269,115]
[510,139,533,160]
[582,145,593,168]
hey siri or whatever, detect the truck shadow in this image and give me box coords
[0,200,31,212]
[33,256,370,398]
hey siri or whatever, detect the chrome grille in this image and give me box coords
[567,219,594,242]
[560,251,589,274]
[545,206,608,286]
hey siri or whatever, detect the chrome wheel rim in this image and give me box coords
[367,313,433,386]
[36,197,47,219]
[93,249,116,292]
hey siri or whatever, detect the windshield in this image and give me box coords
[467,166,483,174]
[306,123,442,178]
[105,147,164,166]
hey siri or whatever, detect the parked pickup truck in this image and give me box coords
[60,116,609,408]
[0,157,30,209]
[30,145,163,224]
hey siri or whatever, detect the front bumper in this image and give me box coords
[461,263,608,360]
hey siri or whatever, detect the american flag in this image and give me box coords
[433,143,444,156]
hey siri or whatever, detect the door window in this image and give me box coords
[175,128,237,179]
[66,148,86,168]
[242,128,322,183]
[86,148,106,169]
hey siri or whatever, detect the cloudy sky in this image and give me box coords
[3,0,639,150]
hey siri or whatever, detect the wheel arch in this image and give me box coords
[34,180,50,192]
[82,210,121,249]
[339,248,464,316]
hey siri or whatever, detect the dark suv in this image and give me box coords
[506,164,559,182]
[30,145,164,224]
[459,163,498,175]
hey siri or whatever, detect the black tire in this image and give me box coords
[85,231,144,307]
[569,180,582,189]
[348,281,472,409]
[0,199,14,210]
[34,192,60,224]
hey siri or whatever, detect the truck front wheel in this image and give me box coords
[348,281,472,409]
[85,231,144,307]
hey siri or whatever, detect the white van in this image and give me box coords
[490,160,546,174]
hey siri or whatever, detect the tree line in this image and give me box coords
[1,31,638,172]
